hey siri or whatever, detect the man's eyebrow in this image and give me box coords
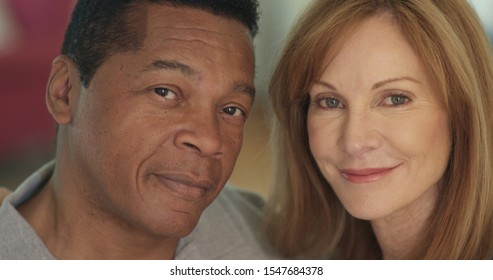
[233,82,256,100]
[143,59,199,78]
[372,77,421,90]
[143,59,254,99]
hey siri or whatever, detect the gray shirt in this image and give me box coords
[0,161,275,259]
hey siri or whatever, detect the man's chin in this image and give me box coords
[141,210,203,238]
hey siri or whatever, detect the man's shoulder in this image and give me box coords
[0,162,56,260]
[194,184,267,241]
[175,185,277,259]
[0,193,54,260]
[214,185,265,216]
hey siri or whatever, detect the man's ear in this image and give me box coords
[45,55,81,125]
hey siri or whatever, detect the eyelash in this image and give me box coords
[153,87,179,100]
[381,94,411,106]
[153,87,248,120]
[313,93,412,110]
[315,96,345,109]
[222,106,247,118]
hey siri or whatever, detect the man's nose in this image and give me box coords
[174,110,224,158]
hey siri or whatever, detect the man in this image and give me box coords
[0,0,273,259]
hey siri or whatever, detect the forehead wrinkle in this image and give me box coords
[142,59,200,80]
[148,18,251,40]
[157,25,246,37]
[147,21,252,53]
[156,36,251,59]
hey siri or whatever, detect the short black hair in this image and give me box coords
[61,0,259,87]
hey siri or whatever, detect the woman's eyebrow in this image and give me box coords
[312,80,337,91]
[372,77,421,90]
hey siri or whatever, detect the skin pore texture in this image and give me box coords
[307,13,451,259]
[17,4,255,259]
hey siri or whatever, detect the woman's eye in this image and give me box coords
[154,87,177,100]
[383,94,410,106]
[223,106,245,117]
[318,97,344,109]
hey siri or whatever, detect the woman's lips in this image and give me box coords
[340,164,401,184]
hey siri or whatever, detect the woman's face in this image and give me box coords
[307,14,451,221]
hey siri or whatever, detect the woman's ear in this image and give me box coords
[45,55,81,125]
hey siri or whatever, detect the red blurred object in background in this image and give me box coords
[0,0,74,157]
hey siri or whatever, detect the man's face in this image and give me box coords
[67,4,255,237]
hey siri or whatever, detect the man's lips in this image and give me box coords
[340,164,401,184]
[153,173,215,200]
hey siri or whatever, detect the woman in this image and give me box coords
[266,0,493,259]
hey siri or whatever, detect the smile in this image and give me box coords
[340,164,401,184]
[153,173,215,200]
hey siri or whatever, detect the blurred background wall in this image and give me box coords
[0,0,74,190]
[0,0,492,197]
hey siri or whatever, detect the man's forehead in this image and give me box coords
[139,5,255,72]
[142,3,253,44]
[115,3,256,94]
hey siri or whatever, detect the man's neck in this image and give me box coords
[18,176,179,259]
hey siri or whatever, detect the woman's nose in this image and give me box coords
[338,110,381,157]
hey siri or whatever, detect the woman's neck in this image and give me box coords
[371,186,438,260]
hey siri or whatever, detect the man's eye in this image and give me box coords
[223,106,245,117]
[154,87,177,100]
[318,97,344,109]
